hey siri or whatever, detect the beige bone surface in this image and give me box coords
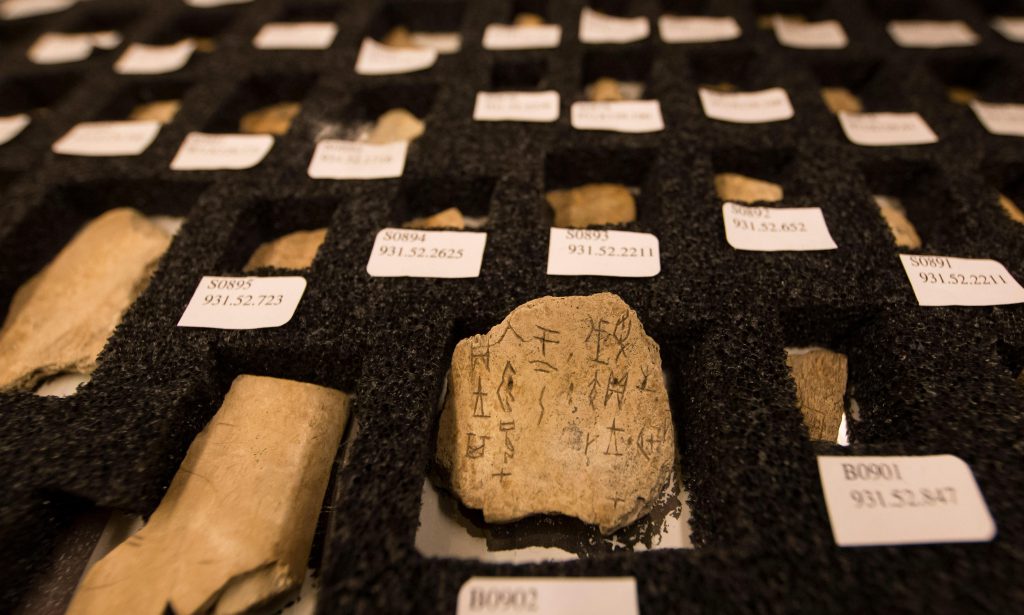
[239,101,301,135]
[67,375,351,615]
[786,348,848,442]
[820,87,863,114]
[129,99,181,124]
[999,193,1024,225]
[367,108,425,144]
[243,228,327,271]
[436,293,676,535]
[403,207,466,230]
[0,208,170,392]
[873,195,922,249]
[714,172,784,203]
[545,183,637,228]
[513,12,545,26]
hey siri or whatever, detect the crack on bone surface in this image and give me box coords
[545,183,637,228]
[435,293,676,535]
[714,172,783,203]
[244,228,327,271]
[239,101,301,136]
[785,347,848,442]
[66,375,351,615]
[873,195,922,249]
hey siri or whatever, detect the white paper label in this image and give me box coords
[969,100,1024,138]
[578,7,649,44]
[52,120,161,157]
[899,254,1024,306]
[355,37,437,76]
[0,0,75,21]
[818,455,997,547]
[28,31,121,64]
[307,139,407,180]
[114,40,195,75]
[482,23,561,50]
[772,16,847,49]
[457,577,639,615]
[178,276,306,329]
[367,228,486,278]
[887,20,979,48]
[0,113,31,146]
[838,111,938,147]
[185,0,252,7]
[170,132,274,171]
[992,16,1024,43]
[474,91,560,123]
[657,15,741,43]
[699,87,794,124]
[253,22,338,50]
[570,100,664,133]
[547,228,660,277]
[723,202,837,251]
[408,32,462,54]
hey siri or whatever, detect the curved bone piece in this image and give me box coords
[239,101,301,135]
[367,108,425,144]
[714,172,783,203]
[244,228,328,271]
[67,375,351,615]
[403,207,465,230]
[545,183,637,228]
[0,207,170,392]
[436,293,676,535]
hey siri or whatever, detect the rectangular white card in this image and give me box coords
[547,228,660,277]
[355,37,437,75]
[699,87,794,124]
[474,91,560,123]
[887,20,979,48]
[170,132,274,171]
[570,100,664,133]
[0,113,31,146]
[408,32,462,54]
[456,577,638,615]
[1,0,76,21]
[992,16,1024,43]
[52,120,161,157]
[367,228,486,278]
[723,202,838,251]
[969,100,1024,138]
[772,16,848,49]
[177,276,307,329]
[482,23,561,50]
[658,15,741,44]
[253,22,338,50]
[838,111,938,147]
[28,31,112,64]
[578,7,649,44]
[114,40,195,75]
[817,455,997,547]
[307,139,407,180]
[899,254,1024,306]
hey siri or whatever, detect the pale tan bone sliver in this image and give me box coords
[513,12,545,26]
[66,375,351,615]
[243,228,327,271]
[947,86,977,106]
[129,99,181,124]
[545,183,637,228]
[587,77,624,102]
[403,206,465,230]
[998,193,1024,225]
[239,101,301,136]
[786,348,848,442]
[435,293,676,535]
[874,195,921,249]
[820,87,863,114]
[382,25,415,47]
[367,108,425,144]
[714,172,784,203]
[0,208,170,392]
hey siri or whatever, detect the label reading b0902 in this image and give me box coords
[177,276,307,329]
[367,228,487,278]
[457,577,639,615]
[547,228,660,277]
[723,202,837,251]
[817,455,997,547]
[899,254,1024,306]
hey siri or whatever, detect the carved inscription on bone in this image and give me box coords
[435,293,675,535]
